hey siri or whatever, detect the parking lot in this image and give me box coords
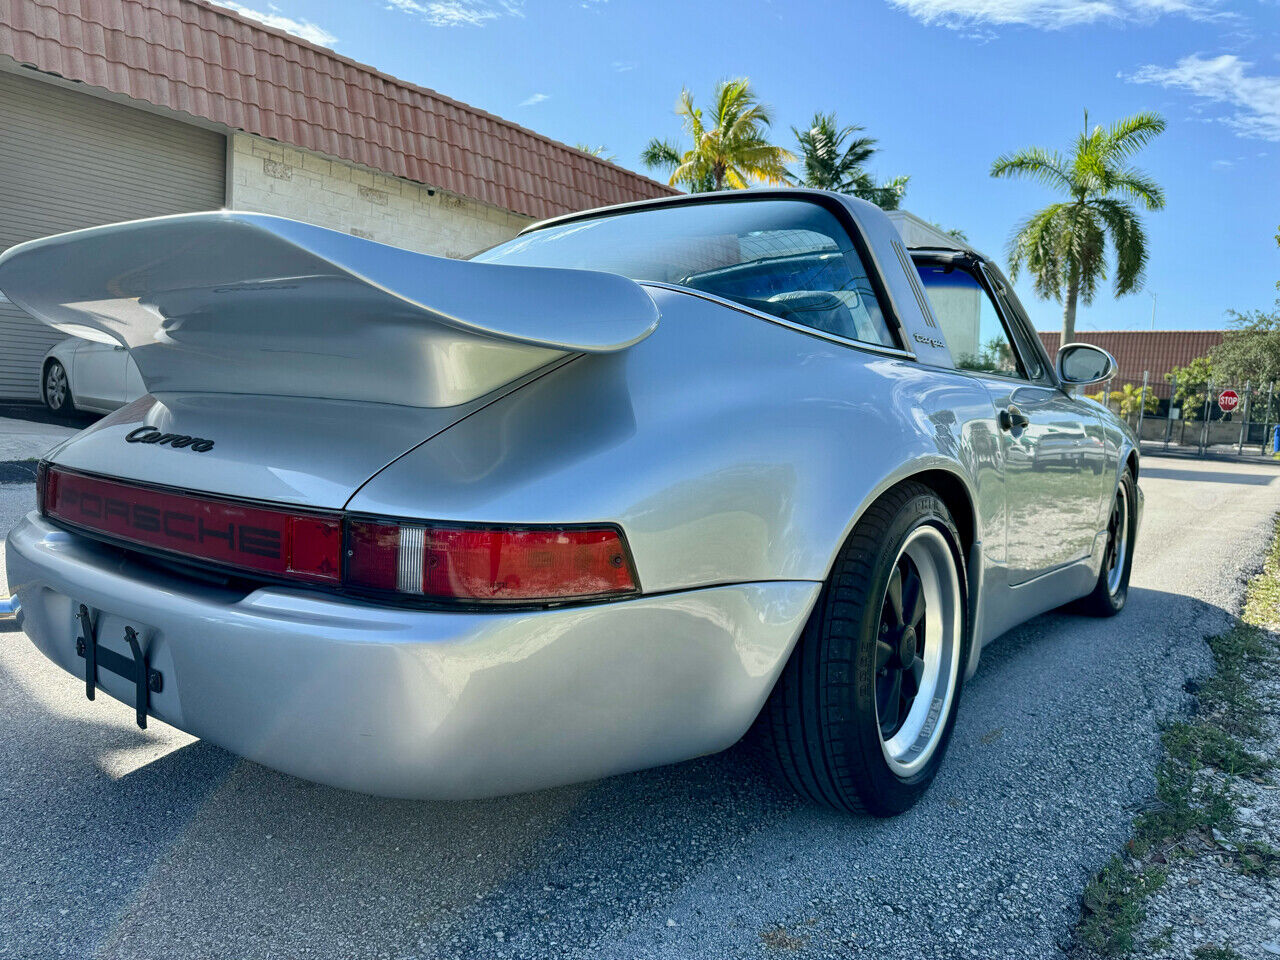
[2,415,1278,960]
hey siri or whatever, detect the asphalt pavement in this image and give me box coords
[1,454,1277,960]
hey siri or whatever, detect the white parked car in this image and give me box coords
[41,337,145,415]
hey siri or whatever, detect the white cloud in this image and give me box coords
[1127,55,1280,141]
[384,0,524,26]
[221,2,337,44]
[612,60,637,72]
[886,0,1220,30]
[519,93,549,106]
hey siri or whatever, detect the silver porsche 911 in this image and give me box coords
[0,190,1140,815]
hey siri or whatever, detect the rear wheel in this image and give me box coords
[1074,468,1136,617]
[43,359,74,415]
[758,482,969,816]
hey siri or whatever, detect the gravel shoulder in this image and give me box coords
[1,455,1278,960]
[1074,515,1280,960]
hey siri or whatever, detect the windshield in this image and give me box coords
[474,199,898,348]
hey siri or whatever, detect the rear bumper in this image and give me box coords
[5,513,818,798]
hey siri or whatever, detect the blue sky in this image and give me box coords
[226,0,1279,333]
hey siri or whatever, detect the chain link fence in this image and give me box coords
[1087,374,1278,457]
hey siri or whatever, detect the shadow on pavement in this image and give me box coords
[1141,466,1275,486]
[0,585,1234,960]
[0,401,100,430]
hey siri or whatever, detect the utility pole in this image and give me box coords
[1262,382,1275,455]
[1238,381,1251,456]
[1200,380,1214,456]
[1136,371,1149,448]
[1150,292,1157,330]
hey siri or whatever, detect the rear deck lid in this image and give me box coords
[44,384,558,511]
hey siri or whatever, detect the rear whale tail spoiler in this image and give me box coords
[0,211,660,408]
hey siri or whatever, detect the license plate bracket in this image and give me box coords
[74,604,162,729]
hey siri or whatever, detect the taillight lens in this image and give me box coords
[345,520,638,602]
[39,466,638,604]
[43,466,343,584]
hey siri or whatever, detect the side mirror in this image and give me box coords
[1056,342,1116,387]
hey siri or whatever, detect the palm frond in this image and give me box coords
[1109,166,1166,211]
[1006,203,1070,300]
[1092,197,1149,296]
[640,138,682,172]
[855,174,910,210]
[839,135,877,171]
[1102,111,1167,164]
[1068,205,1107,306]
[990,148,1075,193]
[675,88,705,143]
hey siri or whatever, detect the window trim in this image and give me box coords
[972,261,1039,382]
[502,191,914,356]
[639,280,918,360]
[981,263,1063,389]
[910,252,1047,384]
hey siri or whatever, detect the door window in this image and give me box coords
[915,264,1024,379]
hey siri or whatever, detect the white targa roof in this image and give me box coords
[885,210,976,254]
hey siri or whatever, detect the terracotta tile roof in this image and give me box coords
[1038,330,1226,395]
[0,0,678,220]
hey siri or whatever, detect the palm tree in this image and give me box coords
[574,144,617,162]
[792,112,909,209]
[641,79,793,192]
[991,110,1167,349]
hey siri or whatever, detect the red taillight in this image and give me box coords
[345,520,638,602]
[43,467,342,584]
[40,466,639,603]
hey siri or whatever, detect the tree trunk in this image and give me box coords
[1060,274,1080,350]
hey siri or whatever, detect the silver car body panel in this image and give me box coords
[1,212,659,408]
[38,355,575,509]
[7,514,819,798]
[2,190,1142,797]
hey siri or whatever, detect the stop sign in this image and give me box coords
[1218,389,1240,413]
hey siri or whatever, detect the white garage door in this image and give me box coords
[0,69,225,400]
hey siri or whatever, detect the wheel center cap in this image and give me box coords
[898,627,917,668]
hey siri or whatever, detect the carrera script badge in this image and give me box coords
[913,332,946,350]
[125,426,215,453]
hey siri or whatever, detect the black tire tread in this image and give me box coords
[1073,468,1136,618]
[758,480,951,814]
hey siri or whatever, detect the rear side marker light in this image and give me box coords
[344,520,639,602]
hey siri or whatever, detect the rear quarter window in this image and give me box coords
[475,199,898,349]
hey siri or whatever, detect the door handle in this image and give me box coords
[999,406,1030,432]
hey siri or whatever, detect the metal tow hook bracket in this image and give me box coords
[75,604,162,729]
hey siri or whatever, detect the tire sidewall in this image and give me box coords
[846,492,969,814]
[1102,469,1137,613]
